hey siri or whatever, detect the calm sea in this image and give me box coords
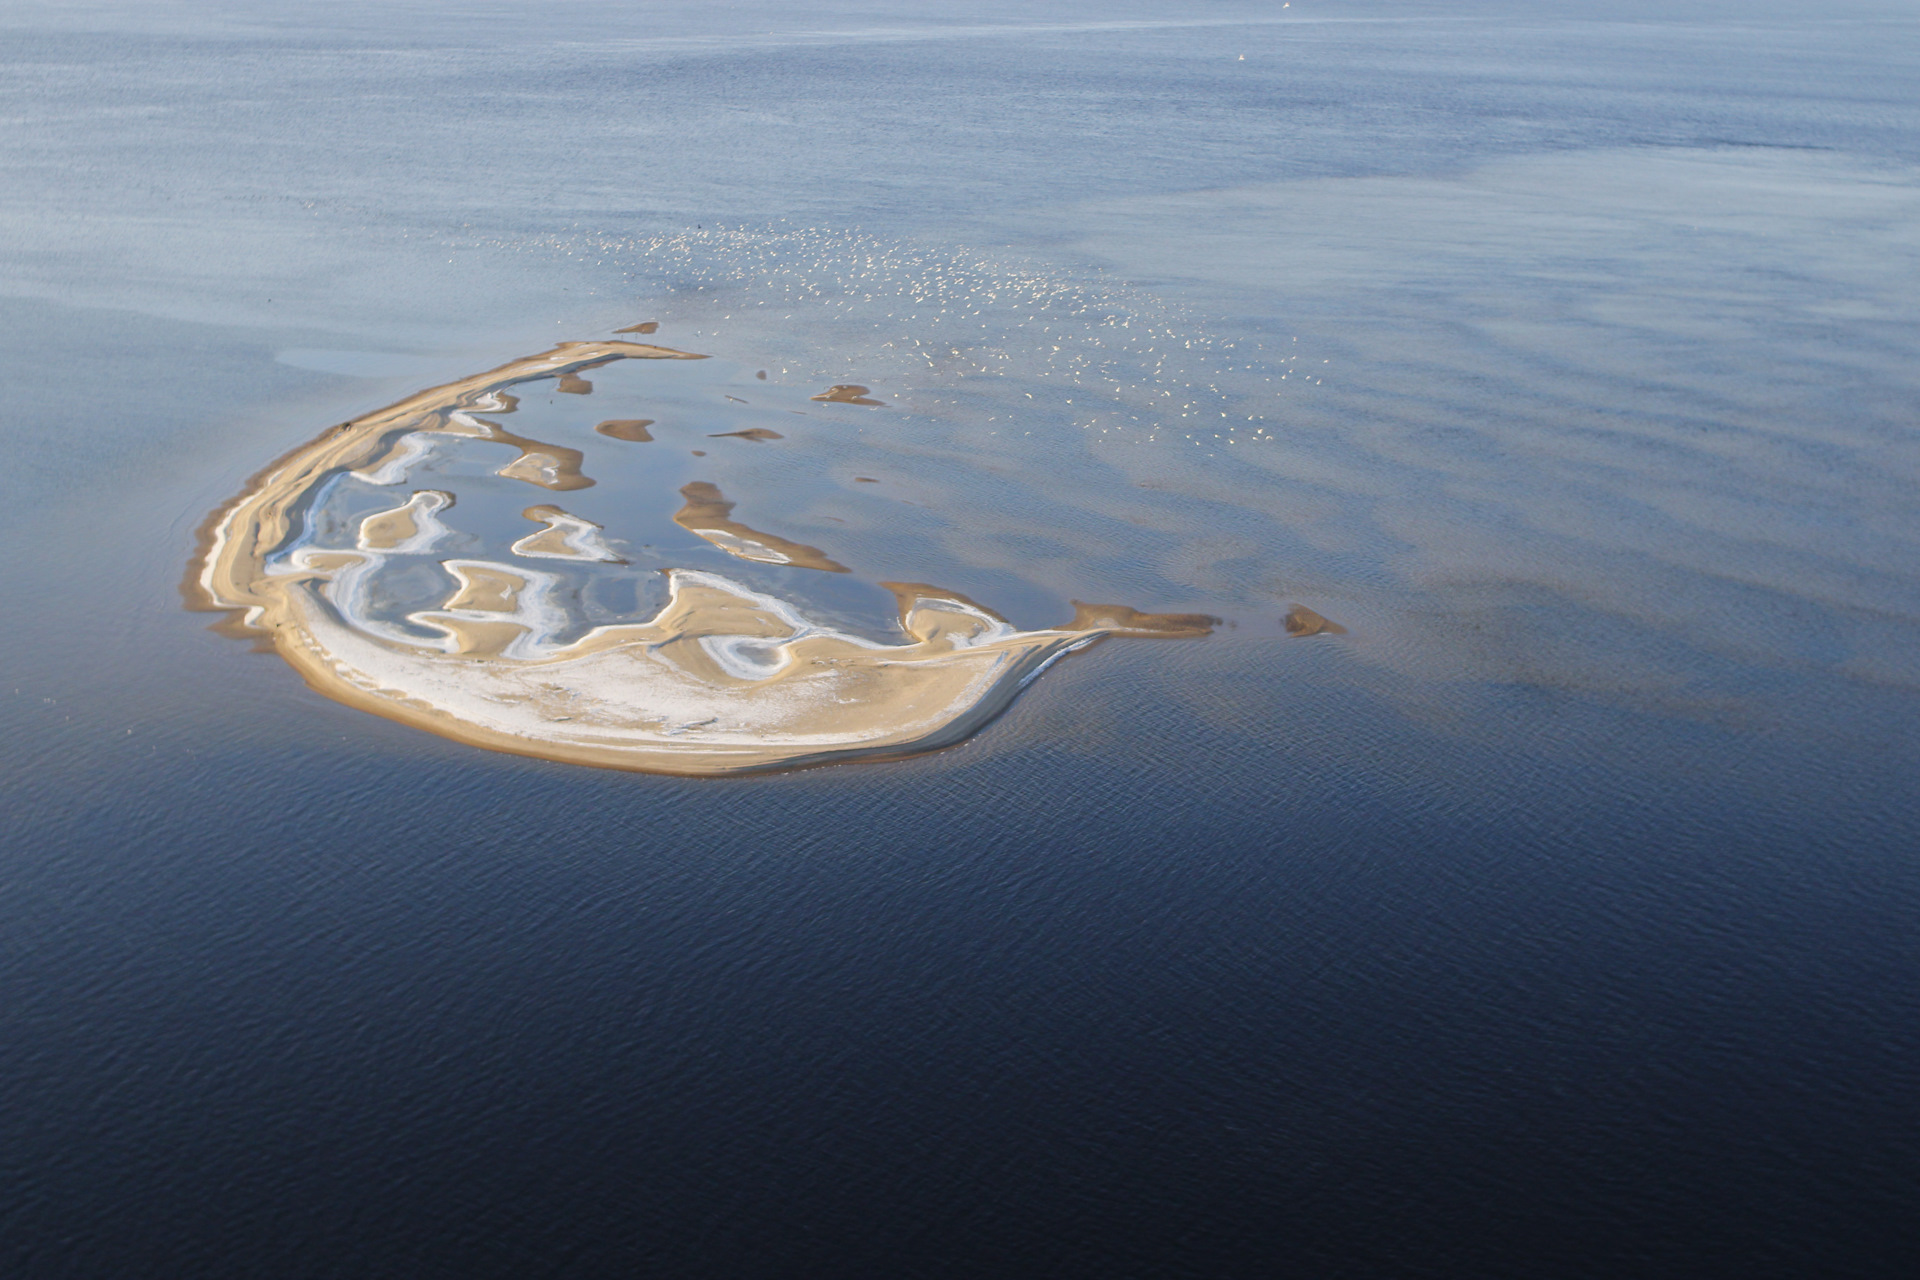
[2,1,1916,1274]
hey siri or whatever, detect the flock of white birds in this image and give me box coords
[476,221,1311,452]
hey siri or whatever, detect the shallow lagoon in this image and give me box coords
[3,2,1918,1274]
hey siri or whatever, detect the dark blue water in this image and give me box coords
[3,2,1918,1275]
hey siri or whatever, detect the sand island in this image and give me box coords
[188,340,1213,775]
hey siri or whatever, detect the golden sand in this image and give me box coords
[594,418,655,442]
[349,397,601,492]
[810,384,886,406]
[1284,605,1348,637]
[512,505,625,563]
[188,340,1215,775]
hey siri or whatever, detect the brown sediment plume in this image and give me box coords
[811,384,886,406]
[187,339,1215,776]
[708,428,784,443]
[556,372,593,395]
[1284,605,1347,637]
[854,476,880,484]
[595,418,655,443]
[615,321,659,334]
[756,370,768,380]
[674,482,849,573]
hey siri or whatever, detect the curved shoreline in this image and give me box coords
[187,340,1213,775]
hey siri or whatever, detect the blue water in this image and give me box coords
[2,2,1917,1274]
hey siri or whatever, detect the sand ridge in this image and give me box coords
[188,340,1214,775]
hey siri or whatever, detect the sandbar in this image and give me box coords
[595,418,655,442]
[188,340,1215,775]
[1284,605,1347,637]
[673,481,849,573]
[811,384,886,406]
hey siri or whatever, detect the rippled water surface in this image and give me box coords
[3,2,1918,1275]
